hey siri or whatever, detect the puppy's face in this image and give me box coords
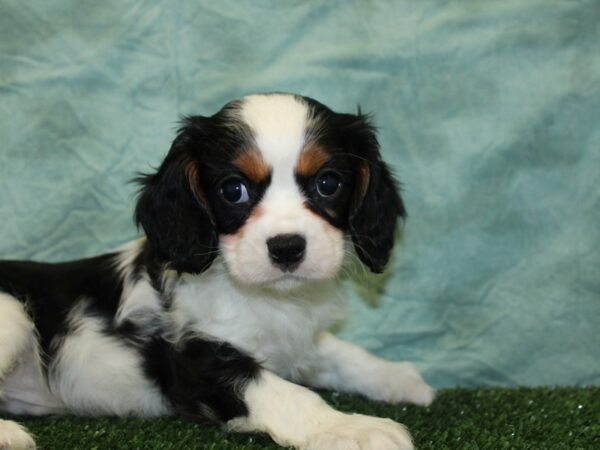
[136,93,405,288]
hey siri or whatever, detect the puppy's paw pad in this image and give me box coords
[0,420,35,450]
[303,413,413,450]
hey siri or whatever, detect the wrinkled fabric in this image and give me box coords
[0,0,598,388]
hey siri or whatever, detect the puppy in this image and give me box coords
[0,93,433,450]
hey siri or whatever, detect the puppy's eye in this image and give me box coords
[220,178,250,204]
[316,171,342,198]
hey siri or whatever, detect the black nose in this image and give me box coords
[267,234,306,272]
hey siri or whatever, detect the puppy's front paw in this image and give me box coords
[0,420,36,450]
[303,413,413,450]
[369,361,435,406]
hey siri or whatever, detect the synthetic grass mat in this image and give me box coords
[16,387,599,449]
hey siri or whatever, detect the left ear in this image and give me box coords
[134,118,219,274]
[342,113,407,273]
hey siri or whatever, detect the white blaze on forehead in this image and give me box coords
[240,94,309,189]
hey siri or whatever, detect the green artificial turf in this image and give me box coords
[16,387,599,450]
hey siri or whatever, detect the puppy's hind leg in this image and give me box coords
[0,294,35,381]
[0,293,36,450]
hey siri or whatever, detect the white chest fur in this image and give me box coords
[169,262,346,380]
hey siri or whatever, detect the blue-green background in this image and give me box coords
[1,0,598,388]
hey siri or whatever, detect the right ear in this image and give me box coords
[134,119,218,274]
[337,112,406,273]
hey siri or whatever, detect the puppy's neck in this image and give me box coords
[168,259,345,377]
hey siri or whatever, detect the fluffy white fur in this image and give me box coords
[171,264,345,380]
[49,306,170,416]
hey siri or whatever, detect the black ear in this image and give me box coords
[343,113,406,273]
[135,121,218,274]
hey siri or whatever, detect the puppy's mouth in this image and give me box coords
[265,273,307,291]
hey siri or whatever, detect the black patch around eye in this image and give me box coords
[204,171,271,235]
[295,166,355,230]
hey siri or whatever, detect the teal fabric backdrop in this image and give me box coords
[0,0,598,388]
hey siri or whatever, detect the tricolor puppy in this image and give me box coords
[0,93,433,450]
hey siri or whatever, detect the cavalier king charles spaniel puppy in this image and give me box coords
[0,93,433,450]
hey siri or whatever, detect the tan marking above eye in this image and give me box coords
[296,143,331,176]
[234,148,271,183]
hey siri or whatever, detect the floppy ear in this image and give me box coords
[343,113,406,273]
[135,120,218,274]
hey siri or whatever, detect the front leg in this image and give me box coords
[156,334,412,449]
[302,332,434,406]
[228,371,413,450]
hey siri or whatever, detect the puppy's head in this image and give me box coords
[135,93,405,288]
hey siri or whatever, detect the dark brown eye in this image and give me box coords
[316,171,342,197]
[220,177,250,204]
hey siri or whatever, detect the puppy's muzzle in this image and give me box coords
[267,234,306,272]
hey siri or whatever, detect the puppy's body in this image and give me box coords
[0,93,433,450]
[0,241,341,417]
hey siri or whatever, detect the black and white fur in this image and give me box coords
[0,93,433,450]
